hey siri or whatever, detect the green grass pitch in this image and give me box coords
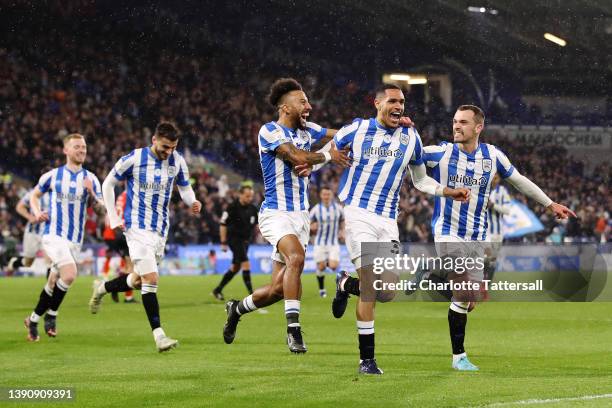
[1,275,612,407]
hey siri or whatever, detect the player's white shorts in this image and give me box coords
[434,235,488,282]
[343,206,399,269]
[22,231,43,259]
[125,228,166,275]
[42,234,81,269]
[313,244,340,264]
[258,209,309,264]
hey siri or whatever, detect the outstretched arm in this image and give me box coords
[309,128,338,151]
[506,170,575,219]
[277,140,350,168]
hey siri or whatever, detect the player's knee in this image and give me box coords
[286,252,305,271]
[23,258,34,267]
[141,273,158,286]
[58,263,77,284]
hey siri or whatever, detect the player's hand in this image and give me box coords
[294,163,312,177]
[445,187,470,203]
[83,176,94,194]
[221,244,228,252]
[548,202,576,220]
[329,142,351,168]
[399,116,415,127]
[28,214,39,224]
[34,211,49,223]
[191,200,202,215]
[111,219,126,232]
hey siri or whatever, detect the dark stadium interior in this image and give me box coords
[0,0,610,246]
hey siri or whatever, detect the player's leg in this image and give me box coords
[445,241,482,371]
[25,238,76,341]
[26,268,56,341]
[90,269,141,313]
[136,269,174,351]
[239,241,253,294]
[223,260,285,344]
[213,261,240,301]
[123,256,137,303]
[315,261,327,298]
[323,246,340,298]
[8,231,40,273]
[240,260,252,294]
[356,286,381,374]
[277,233,308,353]
[448,293,477,371]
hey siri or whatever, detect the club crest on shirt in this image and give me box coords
[482,159,492,172]
[400,133,409,145]
[301,132,309,142]
[167,166,176,177]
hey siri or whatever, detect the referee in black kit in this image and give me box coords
[212,184,259,301]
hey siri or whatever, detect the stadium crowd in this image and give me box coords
[0,21,609,248]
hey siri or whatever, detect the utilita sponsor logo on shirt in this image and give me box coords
[55,192,86,202]
[362,146,404,159]
[448,174,488,187]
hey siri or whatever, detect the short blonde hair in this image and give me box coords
[63,133,85,146]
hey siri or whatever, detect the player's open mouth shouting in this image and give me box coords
[299,110,310,128]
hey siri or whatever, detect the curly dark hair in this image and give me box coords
[267,78,303,108]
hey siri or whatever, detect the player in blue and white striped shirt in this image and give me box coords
[309,186,344,298]
[223,78,350,354]
[6,190,51,274]
[25,133,105,342]
[487,175,512,241]
[91,122,202,352]
[423,105,575,371]
[330,84,470,374]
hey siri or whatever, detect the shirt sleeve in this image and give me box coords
[333,119,361,150]
[495,148,515,179]
[37,170,54,193]
[409,128,424,165]
[306,121,327,143]
[422,143,447,168]
[110,151,136,181]
[259,123,291,153]
[175,154,191,187]
[20,191,32,206]
[90,173,103,200]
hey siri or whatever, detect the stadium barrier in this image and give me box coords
[4,243,610,278]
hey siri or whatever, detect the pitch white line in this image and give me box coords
[481,393,612,407]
